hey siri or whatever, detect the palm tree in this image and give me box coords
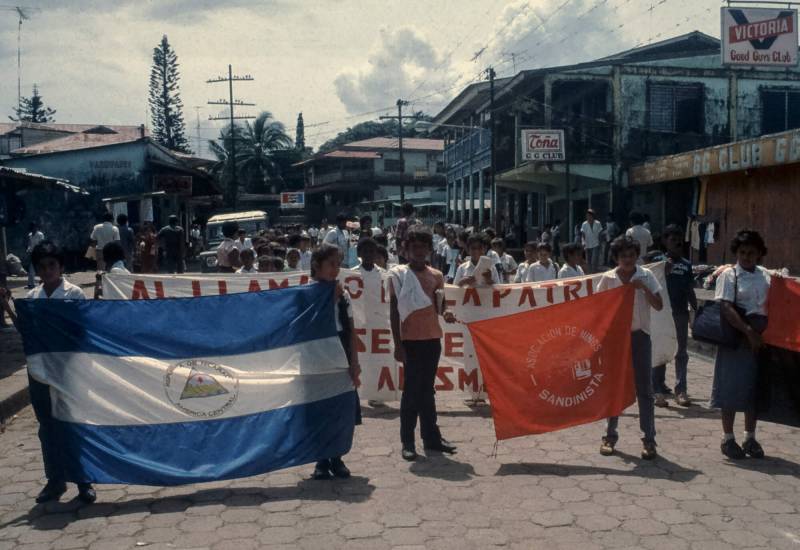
[237,112,293,194]
[208,125,241,208]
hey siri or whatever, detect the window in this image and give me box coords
[761,89,800,134]
[384,158,404,172]
[648,83,704,134]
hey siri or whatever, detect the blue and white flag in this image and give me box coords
[15,282,357,485]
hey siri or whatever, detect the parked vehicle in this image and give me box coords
[199,211,268,272]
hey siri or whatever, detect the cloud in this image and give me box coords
[334,27,455,115]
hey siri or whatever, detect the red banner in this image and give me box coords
[467,286,636,440]
[763,278,800,353]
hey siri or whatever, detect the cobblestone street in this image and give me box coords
[1,353,799,550]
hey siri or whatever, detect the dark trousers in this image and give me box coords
[28,375,63,482]
[652,312,690,394]
[400,339,443,446]
[164,255,184,274]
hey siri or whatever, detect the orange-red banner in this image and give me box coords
[467,285,636,440]
[763,278,800,353]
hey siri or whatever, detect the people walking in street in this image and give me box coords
[323,214,352,266]
[598,236,664,460]
[158,215,185,274]
[236,249,258,274]
[216,221,239,273]
[525,243,559,282]
[454,234,500,287]
[514,241,538,283]
[712,229,773,460]
[491,238,517,283]
[581,209,603,273]
[310,244,361,479]
[626,212,653,263]
[25,222,45,289]
[603,213,621,267]
[233,228,253,252]
[138,222,159,274]
[389,226,457,461]
[558,243,585,279]
[116,214,135,271]
[89,212,120,272]
[652,225,697,408]
[0,241,97,504]
[393,202,420,264]
[103,241,130,274]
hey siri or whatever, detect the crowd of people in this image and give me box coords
[0,198,787,504]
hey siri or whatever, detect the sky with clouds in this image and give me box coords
[0,0,723,154]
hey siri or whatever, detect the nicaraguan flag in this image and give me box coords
[14,282,357,485]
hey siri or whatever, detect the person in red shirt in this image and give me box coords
[389,225,457,461]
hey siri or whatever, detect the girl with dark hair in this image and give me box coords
[712,229,774,459]
[309,244,361,479]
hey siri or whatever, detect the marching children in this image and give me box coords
[299,234,313,271]
[236,249,258,274]
[309,244,361,479]
[652,225,697,408]
[598,236,664,460]
[558,243,585,279]
[284,249,302,272]
[525,243,558,282]
[257,255,284,273]
[103,241,130,274]
[491,238,518,283]
[389,226,457,461]
[375,245,390,270]
[357,238,388,408]
[514,241,538,283]
[0,242,97,504]
[454,234,500,287]
[441,230,462,284]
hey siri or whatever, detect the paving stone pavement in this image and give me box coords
[0,353,799,550]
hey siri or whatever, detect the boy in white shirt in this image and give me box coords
[491,238,518,283]
[236,249,258,274]
[526,243,558,282]
[558,243,585,279]
[625,211,653,263]
[0,242,96,505]
[597,236,664,460]
[284,249,302,272]
[299,234,313,271]
[514,241,538,283]
[454,234,500,287]
[102,242,130,275]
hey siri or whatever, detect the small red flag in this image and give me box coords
[763,277,800,353]
[467,285,636,440]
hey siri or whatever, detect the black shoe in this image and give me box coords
[742,438,765,459]
[600,436,616,456]
[312,460,332,480]
[35,480,67,504]
[401,446,418,461]
[77,483,96,504]
[721,438,746,460]
[329,457,351,479]
[641,441,657,460]
[423,438,457,454]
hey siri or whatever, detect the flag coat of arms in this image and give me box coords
[15,282,357,485]
[467,285,636,440]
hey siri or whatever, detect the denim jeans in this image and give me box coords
[652,312,690,394]
[606,330,656,444]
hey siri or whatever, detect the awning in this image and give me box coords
[102,191,166,202]
[0,166,87,195]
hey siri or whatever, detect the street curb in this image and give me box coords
[0,369,29,425]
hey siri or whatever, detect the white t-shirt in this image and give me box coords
[559,264,585,279]
[514,261,531,283]
[26,279,86,300]
[90,222,120,250]
[324,228,350,255]
[453,260,500,287]
[626,225,653,260]
[526,261,558,282]
[232,238,253,251]
[581,220,603,249]
[236,266,258,274]
[27,230,45,253]
[598,265,662,334]
[714,264,771,316]
[498,253,518,282]
[109,260,130,274]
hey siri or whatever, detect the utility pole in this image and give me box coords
[380,99,420,202]
[206,65,255,208]
[487,66,497,229]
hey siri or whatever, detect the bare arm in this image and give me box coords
[390,294,404,363]
[0,288,18,326]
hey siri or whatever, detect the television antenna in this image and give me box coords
[0,5,40,116]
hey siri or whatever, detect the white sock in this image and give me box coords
[723,433,735,443]
[744,430,756,441]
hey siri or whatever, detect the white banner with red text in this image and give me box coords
[102,264,676,401]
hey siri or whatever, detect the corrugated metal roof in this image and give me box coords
[324,150,381,159]
[0,166,87,194]
[10,132,143,155]
[0,122,146,137]
[343,137,444,151]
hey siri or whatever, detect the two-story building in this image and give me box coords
[295,137,445,224]
[433,31,800,244]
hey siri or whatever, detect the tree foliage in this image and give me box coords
[148,35,191,153]
[9,84,56,123]
[317,111,440,152]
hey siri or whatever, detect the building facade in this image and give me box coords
[433,32,800,244]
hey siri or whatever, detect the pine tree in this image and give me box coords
[295,112,305,150]
[148,35,191,153]
[9,84,56,123]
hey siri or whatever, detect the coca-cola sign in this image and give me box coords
[521,129,565,161]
